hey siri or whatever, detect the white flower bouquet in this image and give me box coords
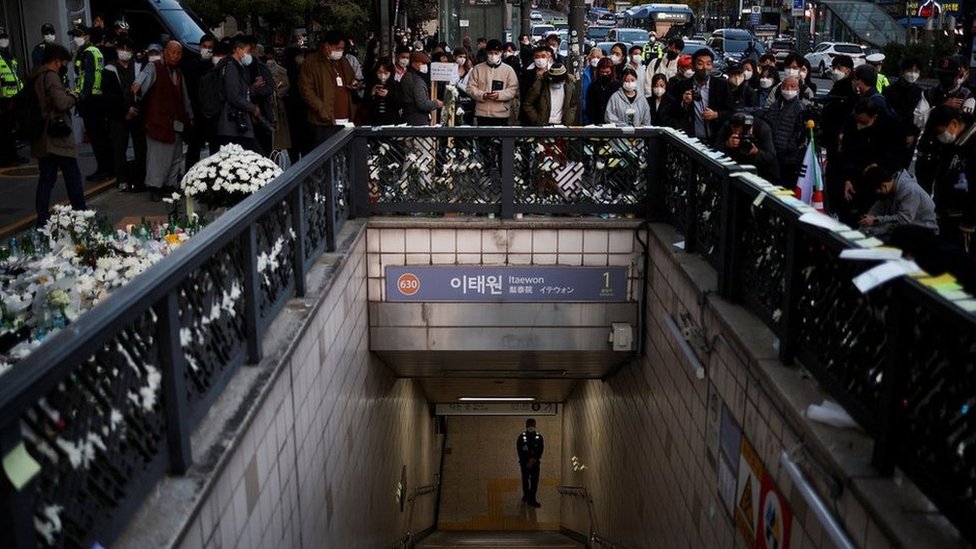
[181,144,283,209]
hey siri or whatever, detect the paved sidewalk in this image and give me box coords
[0,143,170,238]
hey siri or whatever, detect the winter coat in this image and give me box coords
[522,76,579,126]
[216,57,258,139]
[605,88,652,127]
[298,51,357,127]
[30,68,77,159]
[399,69,439,126]
[465,61,519,120]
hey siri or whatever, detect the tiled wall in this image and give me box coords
[177,232,440,549]
[559,224,908,549]
[365,221,643,302]
[439,415,563,531]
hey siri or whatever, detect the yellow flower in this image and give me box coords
[165,234,182,246]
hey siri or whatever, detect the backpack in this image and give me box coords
[11,73,45,141]
[198,62,226,120]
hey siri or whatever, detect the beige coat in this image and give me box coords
[465,62,519,120]
[30,67,78,159]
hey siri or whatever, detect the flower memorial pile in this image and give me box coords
[181,143,283,209]
[0,206,201,373]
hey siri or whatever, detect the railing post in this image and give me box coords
[156,291,192,473]
[778,223,801,364]
[290,187,307,297]
[324,157,338,253]
[683,163,700,254]
[871,286,911,474]
[500,136,514,219]
[645,133,664,220]
[716,175,739,299]
[0,423,37,549]
[351,135,370,219]
[241,225,264,363]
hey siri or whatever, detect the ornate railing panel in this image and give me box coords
[737,201,789,329]
[0,130,354,548]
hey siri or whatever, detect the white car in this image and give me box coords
[530,11,544,22]
[804,42,867,77]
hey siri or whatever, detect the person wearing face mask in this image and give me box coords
[587,57,619,125]
[883,58,923,170]
[677,48,732,141]
[517,418,544,508]
[30,44,86,226]
[581,47,604,125]
[132,41,192,202]
[928,106,976,239]
[725,63,757,111]
[182,34,217,170]
[299,30,358,144]
[762,76,808,186]
[68,25,115,183]
[502,42,522,75]
[103,38,147,192]
[467,39,519,126]
[626,45,646,92]
[398,51,443,125]
[365,60,400,126]
[454,49,476,126]
[645,37,683,83]
[523,62,578,126]
[820,55,858,213]
[715,112,780,182]
[755,67,777,107]
[0,26,25,167]
[606,67,652,127]
[851,64,893,118]
[646,74,674,125]
[519,46,552,104]
[609,42,628,78]
[264,46,292,152]
[207,35,263,157]
[914,56,973,193]
[393,45,412,82]
[741,59,757,90]
[248,43,278,154]
[765,54,814,107]
[31,24,65,80]
[546,34,566,66]
[858,165,937,235]
[837,99,901,222]
[865,53,889,93]
[665,54,694,98]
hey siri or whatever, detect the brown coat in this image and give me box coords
[30,67,78,159]
[298,51,356,127]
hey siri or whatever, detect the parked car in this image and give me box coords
[607,28,650,48]
[707,29,765,64]
[531,11,544,22]
[531,24,555,42]
[804,42,867,76]
[586,25,613,43]
[766,39,794,68]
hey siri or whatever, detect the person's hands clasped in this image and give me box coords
[844,180,855,201]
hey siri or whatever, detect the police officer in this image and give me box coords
[866,53,889,93]
[69,25,113,182]
[516,418,544,508]
[31,24,58,69]
[0,27,25,166]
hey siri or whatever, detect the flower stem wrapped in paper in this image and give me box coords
[180,144,283,209]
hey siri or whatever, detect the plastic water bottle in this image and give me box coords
[52,309,66,330]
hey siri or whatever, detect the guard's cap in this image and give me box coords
[865,53,885,64]
[67,25,90,37]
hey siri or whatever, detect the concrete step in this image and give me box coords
[417,530,581,549]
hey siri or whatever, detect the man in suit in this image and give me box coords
[677,48,732,142]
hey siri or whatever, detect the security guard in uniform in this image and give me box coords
[0,27,26,166]
[69,25,113,181]
[643,32,664,62]
[516,418,544,508]
[866,53,889,93]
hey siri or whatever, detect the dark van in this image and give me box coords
[92,0,209,52]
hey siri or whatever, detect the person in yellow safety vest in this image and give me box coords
[643,32,663,62]
[866,53,889,93]
[0,26,27,166]
[68,25,114,182]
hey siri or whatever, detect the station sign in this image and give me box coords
[435,402,558,415]
[385,266,629,302]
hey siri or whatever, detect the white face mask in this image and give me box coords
[611,54,622,65]
[377,73,390,83]
[398,57,409,68]
[118,50,133,62]
[781,89,799,100]
[623,81,638,92]
[0,39,9,49]
[418,64,429,74]
[212,55,223,66]
[631,54,642,65]
[784,68,799,78]
[831,69,846,81]
[937,129,957,144]
[73,37,86,48]
[488,53,501,65]
[683,69,694,78]
[759,78,773,89]
[589,57,599,68]
[652,87,666,97]
[455,57,466,65]
[200,48,213,60]
[534,58,550,70]
[241,53,253,66]
[903,71,919,83]
[329,50,343,61]
[43,34,56,44]
[148,55,162,63]
[743,70,753,80]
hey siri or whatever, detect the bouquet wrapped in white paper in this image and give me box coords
[181,144,283,209]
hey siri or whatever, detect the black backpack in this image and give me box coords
[198,62,226,120]
[11,73,45,141]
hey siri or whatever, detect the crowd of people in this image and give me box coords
[1,20,974,253]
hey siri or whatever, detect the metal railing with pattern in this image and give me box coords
[0,130,354,549]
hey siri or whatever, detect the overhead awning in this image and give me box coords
[819,0,906,47]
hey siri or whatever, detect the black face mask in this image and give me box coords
[666,50,677,60]
[694,68,708,82]
[598,74,611,83]
[939,75,957,89]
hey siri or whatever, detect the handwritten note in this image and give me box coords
[852,260,920,293]
[839,248,903,261]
